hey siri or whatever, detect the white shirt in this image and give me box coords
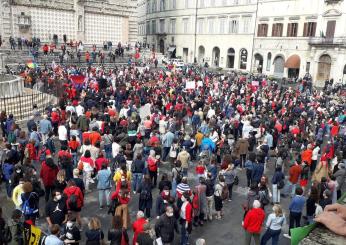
[112,142,120,157]
[76,105,84,117]
[207,109,215,119]
[265,213,286,231]
[58,125,67,141]
[312,146,320,160]
[119,108,130,118]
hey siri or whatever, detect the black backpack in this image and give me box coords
[175,168,183,184]
[68,190,78,210]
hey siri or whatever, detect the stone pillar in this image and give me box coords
[0,53,4,72]
[74,0,85,42]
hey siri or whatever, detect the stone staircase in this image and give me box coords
[0,88,57,121]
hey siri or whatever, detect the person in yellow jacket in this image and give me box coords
[113,164,132,184]
[12,180,24,209]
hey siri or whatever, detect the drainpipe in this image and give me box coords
[250,0,259,73]
[194,0,198,63]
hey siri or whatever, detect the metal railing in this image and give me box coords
[308,37,346,45]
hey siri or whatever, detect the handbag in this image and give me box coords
[107,197,120,215]
[169,145,177,158]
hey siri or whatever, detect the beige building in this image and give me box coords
[0,0,138,45]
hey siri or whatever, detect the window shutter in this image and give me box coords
[257,24,261,36]
[272,24,275,36]
[311,22,316,37]
[287,23,292,37]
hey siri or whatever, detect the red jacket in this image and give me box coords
[132,217,147,245]
[111,180,130,204]
[40,161,59,187]
[243,208,265,233]
[64,186,84,209]
[289,164,302,184]
[180,201,192,223]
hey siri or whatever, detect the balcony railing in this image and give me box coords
[325,0,343,4]
[308,37,346,46]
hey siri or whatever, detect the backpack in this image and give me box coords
[259,189,270,205]
[140,189,151,201]
[175,168,183,184]
[220,184,229,200]
[22,193,36,216]
[277,179,285,189]
[1,224,12,243]
[68,189,79,210]
[147,158,157,172]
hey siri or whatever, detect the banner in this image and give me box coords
[24,222,46,245]
[186,81,196,89]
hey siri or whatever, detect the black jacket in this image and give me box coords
[155,214,178,243]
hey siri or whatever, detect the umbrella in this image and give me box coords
[26,61,37,69]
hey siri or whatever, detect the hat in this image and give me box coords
[45,149,51,155]
[253,200,261,208]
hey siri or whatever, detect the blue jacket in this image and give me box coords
[5,118,14,134]
[2,162,14,181]
[201,138,215,152]
[39,119,52,134]
[252,163,264,183]
[162,131,175,148]
[96,169,112,189]
[289,195,306,213]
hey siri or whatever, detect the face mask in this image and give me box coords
[66,221,73,228]
[16,170,21,173]
[55,194,62,201]
[166,212,174,217]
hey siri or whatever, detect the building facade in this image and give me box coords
[253,0,346,86]
[0,0,138,45]
[137,0,258,70]
[138,0,346,85]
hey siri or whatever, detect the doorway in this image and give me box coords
[254,53,263,73]
[212,47,220,67]
[326,20,336,43]
[227,48,235,68]
[273,56,285,78]
[159,39,165,54]
[198,46,205,64]
[317,54,331,81]
[183,48,189,63]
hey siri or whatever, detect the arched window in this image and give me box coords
[266,52,272,71]
[239,48,247,69]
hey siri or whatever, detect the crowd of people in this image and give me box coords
[0,57,346,245]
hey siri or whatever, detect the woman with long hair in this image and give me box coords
[85,217,105,245]
[108,215,129,245]
[54,169,67,192]
[137,175,153,218]
[260,204,286,245]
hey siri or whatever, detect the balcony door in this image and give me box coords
[325,20,336,42]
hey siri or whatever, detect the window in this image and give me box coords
[272,23,283,37]
[243,17,251,33]
[183,18,189,34]
[172,0,176,9]
[303,22,317,37]
[266,52,271,71]
[306,62,310,73]
[200,0,205,7]
[160,0,166,11]
[147,2,150,13]
[287,23,298,37]
[198,19,204,34]
[208,18,215,34]
[151,20,156,34]
[159,19,165,33]
[152,0,156,12]
[170,19,176,34]
[219,18,226,34]
[146,21,150,35]
[257,24,268,37]
[185,0,189,8]
[239,48,248,69]
[229,19,238,33]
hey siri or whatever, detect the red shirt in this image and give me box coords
[195,165,205,174]
[243,208,265,233]
[40,161,59,187]
[132,218,147,245]
[64,186,84,209]
[289,164,302,184]
[95,157,109,171]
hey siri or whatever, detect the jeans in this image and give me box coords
[162,146,171,161]
[5,180,12,197]
[172,179,177,197]
[227,183,234,200]
[132,173,143,192]
[83,171,93,191]
[98,188,111,207]
[284,181,296,197]
[104,144,112,160]
[260,228,281,245]
[289,211,301,235]
[148,170,157,187]
[44,185,54,202]
[272,184,280,203]
[71,152,78,168]
[206,196,214,220]
[180,221,189,245]
[244,230,260,245]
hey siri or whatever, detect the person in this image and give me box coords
[319,189,332,210]
[171,160,183,197]
[314,203,346,236]
[243,200,265,245]
[21,181,39,224]
[214,175,226,220]
[111,177,131,229]
[71,168,85,196]
[284,187,306,238]
[180,192,192,245]
[283,161,302,198]
[136,223,154,245]
[77,150,95,192]
[333,163,346,199]
[85,217,105,244]
[260,204,286,245]
[155,206,179,244]
[45,224,64,245]
[61,215,81,245]
[0,207,11,244]
[137,175,153,218]
[132,211,148,245]
[193,177,207,226]
[177,147,190,177]
[108,215,129,245]
[158,173,172,193]
[131,154,145,194]
[147,150,159,187]
[64,180,84,227]
[54,169,68,192]
[271,165,285,204]
[40,157,59,202]
[245,152,256,187]
[7,209,24,245]
[258,176,271,210]
[96,163,112,209]
[45,190,67,228]
[223,164,237,201]
[305,186,319,225]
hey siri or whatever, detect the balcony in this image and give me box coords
[308,37,346,47]
[325,0,343,4]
